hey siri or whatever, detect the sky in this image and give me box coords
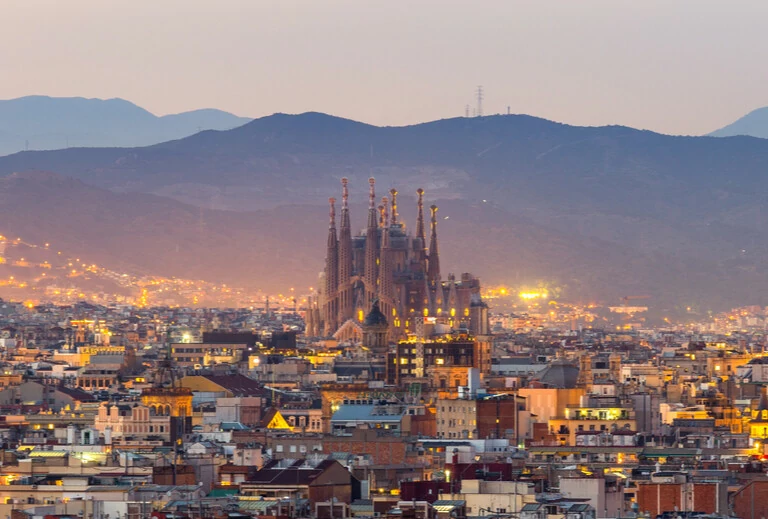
[2,0,768,135]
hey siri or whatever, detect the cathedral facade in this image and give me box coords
[307,177,484,340]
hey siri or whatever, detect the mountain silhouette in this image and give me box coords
[0,96,252,156]
[2,112,768,314]
[709,107,768,138]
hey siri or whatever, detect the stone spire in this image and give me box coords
[416,188,426,245]
[323,197,338,335]
[415,188,427,273]
[379,196,392,300]
[378,204,386,228]
[364,177,379,302]
[389,188,399,226]
[338,178,353,321]
[427,204,441,286]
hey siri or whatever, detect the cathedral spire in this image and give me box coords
[378,204,386,228]
[338,178,353,321]
[415,188,427,274]
[389,188,399,226]
[323,197,339,335]
[367,178,377,226]
[381,196,389,228]
[427,204,441,286]
[327,197,337,246]
[341,177,351,232]
[380,196,392,300]
[365,178,379,300]
[416,188,426,244]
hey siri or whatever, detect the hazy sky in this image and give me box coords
[2,0,767,135]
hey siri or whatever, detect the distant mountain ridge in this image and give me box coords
[0,95,252,156]
[3,111,768,313]
[709,107,768,138]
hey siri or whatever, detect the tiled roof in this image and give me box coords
[55,386,97,401]
[203,374,267,397]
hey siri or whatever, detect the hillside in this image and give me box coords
[709,107,768,138]
[0,96,252,156]
[2,113,768,313]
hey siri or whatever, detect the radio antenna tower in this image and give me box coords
[476,85,484,117]
[465,104,470,118]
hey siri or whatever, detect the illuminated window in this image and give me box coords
[400,358,408,365]
[436,358,445,365]
[450,308,456,317]
[358,309,364,322]
[423,308,429,317]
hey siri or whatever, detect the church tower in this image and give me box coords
[362,299,389,357]
[427,204,441,287]
[338,178,354,323]
[317,178,485,339]
[323,197,339,336]
[379,196,393,305]
[415,188,427,273]
[364,177,379,308]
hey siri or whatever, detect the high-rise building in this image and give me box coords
[318,177,486,341]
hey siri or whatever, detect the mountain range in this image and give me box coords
[0,96,251,156]
[2,112,768,316]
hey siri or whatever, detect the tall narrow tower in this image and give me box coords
[427,205,441,287]
[364,177,379,307]
[323,197,338,335]
[476,85,484,117]
[389,188,399,226]
[379,196,392,303]
[338,178,353,322]
[415,188,427,273]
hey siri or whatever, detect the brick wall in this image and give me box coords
[637,482,718,518]
[733,480,768,519]
[322,437,407,465]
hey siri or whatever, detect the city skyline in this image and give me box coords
[3,0,768,135]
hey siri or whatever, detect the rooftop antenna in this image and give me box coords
[476,85,484,117]
[507,106,511,115]
[465,105,470,118]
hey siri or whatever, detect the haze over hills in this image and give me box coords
[0,96,252,156]
[709,107,768,139]
[3,112,768,314]
[0,170,742,318]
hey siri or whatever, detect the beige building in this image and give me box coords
[441,480,535,517]
[549,403,636,446]
[93,401,172,442]
[518,387,585,423]
[436,397,477,438]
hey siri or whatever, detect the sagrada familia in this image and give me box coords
[305,177,485,341]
